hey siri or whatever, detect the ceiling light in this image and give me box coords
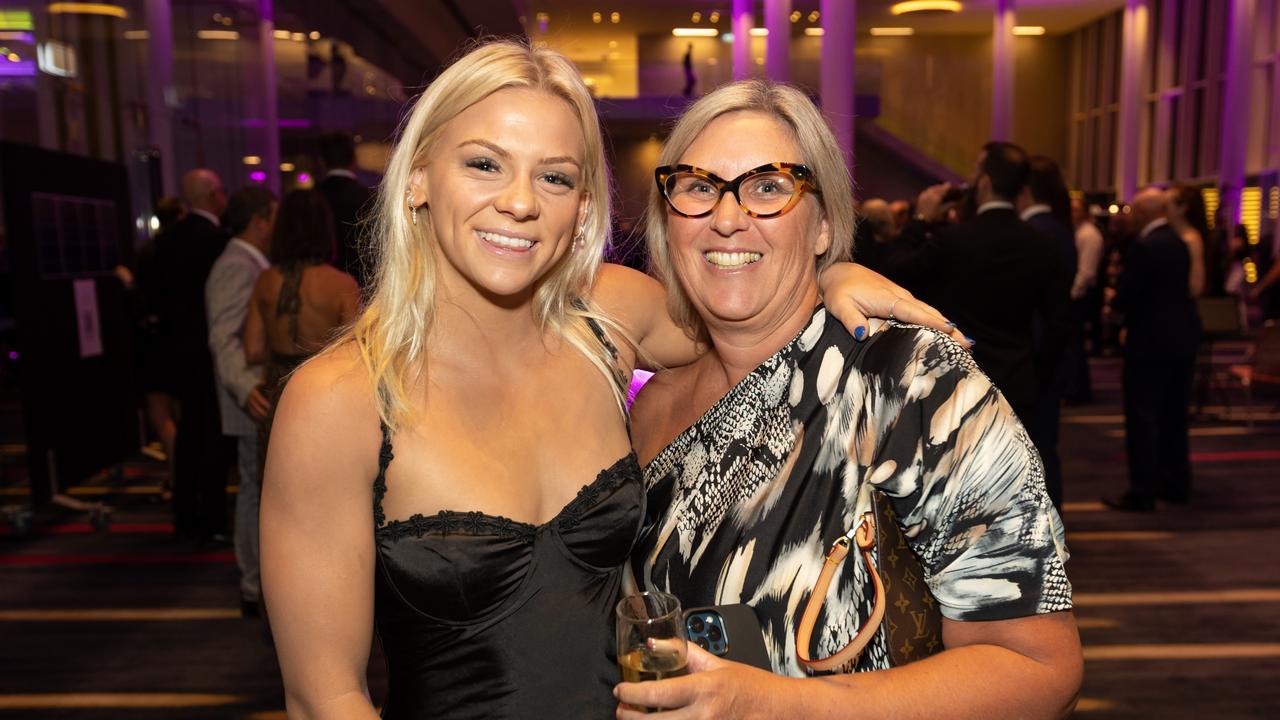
[197,30,239,40]
[692,12,701,23]
[673,28,719,37]
[308,31,320,40]
[243,155,262,165]
[272,29,290,39]
[1013,26,1046,36]
[890,1,962,14]
[750,27,768,36]
[790,10,801,22]
[709,11,720,23]
[870,27,915,36]
[290,32,304,41]
[47,3,129,19]
[592,12,602,23]
[611,11,620,23]
[809,11,820,22]
[280,162,295,172]
[804,27,824,36]
[122,29,148,40]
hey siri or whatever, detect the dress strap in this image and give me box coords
[372,421,395,529]
[275,260,322,348]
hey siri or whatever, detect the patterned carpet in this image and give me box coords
[1,353,1277,718]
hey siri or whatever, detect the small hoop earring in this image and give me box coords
[409,202,418,226]
[572,225,585,251]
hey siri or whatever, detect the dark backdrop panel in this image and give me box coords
[0,141,137,504]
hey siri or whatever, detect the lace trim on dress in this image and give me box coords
[378,510,538,542]
[556,452,639,531]
[373,422,394,529]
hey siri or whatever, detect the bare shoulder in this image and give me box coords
[270,341,381,486]
[591,263,665,330]
[629,364,699,466]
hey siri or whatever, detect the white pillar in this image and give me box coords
[764,0,792,82]
[732,0,752,81]
[1115,0,1151,202]
[1218,0,1256,228]
[821,0,856,174]
[145,0,175,195]
[257,0,280,193]
[991,0,1015,141]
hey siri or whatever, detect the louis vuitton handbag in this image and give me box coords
[795,485,944,671]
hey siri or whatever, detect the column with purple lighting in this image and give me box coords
[733,0,753,81]
[765,0,792,82]
[991,0,1015,141]
[145,0,176,194]
[1217,0,1256,229]
[821,0,856,173]
[257,0,280,193]
[1116,0,1150,203]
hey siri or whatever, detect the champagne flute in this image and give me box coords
[616,591,689,709]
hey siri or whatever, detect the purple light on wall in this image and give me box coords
[627,369,654,410]
[249,170,267,183]
[296,172,312,184]
[240,118,313,129]
[0,59,36,77]
[7,351,18,360]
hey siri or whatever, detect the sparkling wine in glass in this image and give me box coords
[616,591,689,708]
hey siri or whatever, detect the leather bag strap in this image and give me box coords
[795,512,886,672]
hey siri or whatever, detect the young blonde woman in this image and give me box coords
[259,40,958,720]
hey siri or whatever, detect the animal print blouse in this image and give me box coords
[634,307,1072,675]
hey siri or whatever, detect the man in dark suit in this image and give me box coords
[895,142,1071,429]
[318,132,373,287]
[1016,157,1078,510]
[154,168,231,543]
[1105,187,1202,512]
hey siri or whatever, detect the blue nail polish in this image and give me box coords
[965,336,976,346]
[854,326,866,341]
[946,321,957,328]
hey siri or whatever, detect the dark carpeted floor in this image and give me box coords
[1,353,1278,718]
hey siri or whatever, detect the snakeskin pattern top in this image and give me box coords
[634,307,1072,676]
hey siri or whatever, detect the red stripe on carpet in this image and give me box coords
[1191,450,1280,462]
[0,523,174,537]
[0,551,235,567]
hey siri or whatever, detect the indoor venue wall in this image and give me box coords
[865,34,1070,180]
[0,0,409,248]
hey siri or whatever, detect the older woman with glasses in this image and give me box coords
[619,81,1083,719]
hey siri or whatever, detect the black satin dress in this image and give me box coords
[372,424,645,719]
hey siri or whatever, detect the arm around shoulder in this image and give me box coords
[260,347,383,719]
[592,263,703,369]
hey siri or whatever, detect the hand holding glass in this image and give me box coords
[616,591,689,699]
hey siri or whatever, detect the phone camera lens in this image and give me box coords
[696,638,709,650]
[689,616,705,633]
[707,624,723,642]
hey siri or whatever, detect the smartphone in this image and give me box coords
[682,604,772,671]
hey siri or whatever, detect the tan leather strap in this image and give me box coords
[795,513,886,672]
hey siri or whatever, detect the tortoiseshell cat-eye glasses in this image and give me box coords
[654,162,819,219]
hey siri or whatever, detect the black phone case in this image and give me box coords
[683,604,772,671]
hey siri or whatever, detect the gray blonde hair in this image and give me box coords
[644,80,855,341]
[343,39,618,429]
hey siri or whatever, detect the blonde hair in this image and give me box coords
[344,39,618,429]
[644,80,855,341]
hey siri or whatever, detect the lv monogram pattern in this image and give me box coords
[874,490,943,665]
[637,309,1072,676]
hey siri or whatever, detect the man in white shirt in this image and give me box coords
[206,186,277,615]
